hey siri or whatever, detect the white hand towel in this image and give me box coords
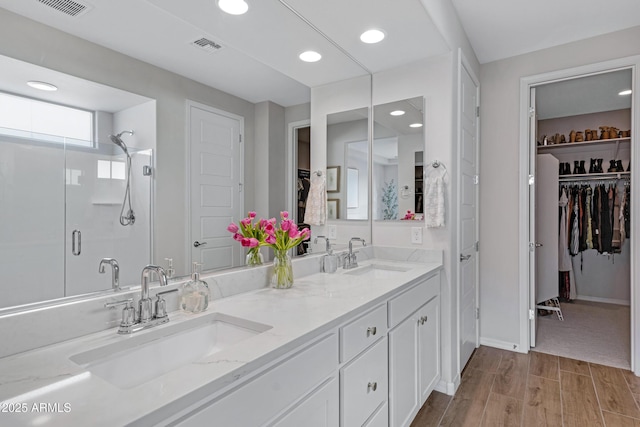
[304,174,326,225]
[425,176,445,228]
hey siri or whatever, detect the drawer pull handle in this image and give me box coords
[368,382,378,392]
[367,326,377,337]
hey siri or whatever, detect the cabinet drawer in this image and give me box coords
[340,304,387,362]
[341,336,388,427]
[388,273,439,328]
[176,333,338,427]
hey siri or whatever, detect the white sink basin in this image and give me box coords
[345,263,412,278]
[70,313,271,389]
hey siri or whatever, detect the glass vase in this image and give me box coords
[246,248,264,267]
[270,249,293,289]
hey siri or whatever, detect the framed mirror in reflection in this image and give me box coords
[326,107,369,220]
[372,96,425,221]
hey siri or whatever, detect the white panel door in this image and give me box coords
[458,59,480,370]
[189,104,243,271]
[535,154,559,305]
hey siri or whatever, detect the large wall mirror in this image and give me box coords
[0,0,372,312]
[372,97,425,220]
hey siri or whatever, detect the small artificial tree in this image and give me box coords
[381,180,398,220]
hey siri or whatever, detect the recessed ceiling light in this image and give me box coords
[390,110,405,116]
[299,51,322,63]
[218,0,248,15]
[409,123,423,128]
[619,89,632,96]
[360,29,385,44]
[27,81,58,91]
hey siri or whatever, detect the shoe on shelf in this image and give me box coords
[589,158,596,174]
[616,160,624,172]
[608,160,617,173]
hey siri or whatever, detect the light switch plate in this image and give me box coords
[327,225,337,240]
[411,227,423,244]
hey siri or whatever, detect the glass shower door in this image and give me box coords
[0,135,66,308]
[65,146,153,295]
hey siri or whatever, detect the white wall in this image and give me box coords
[479,26,640,349]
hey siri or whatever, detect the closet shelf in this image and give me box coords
[537,137,630,153]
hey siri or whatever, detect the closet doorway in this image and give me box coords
[289,123,311,256]
[530,68,633,369]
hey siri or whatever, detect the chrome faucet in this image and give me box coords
[99,258,120,291]
[104,265,175,335]
[344,237,366,269]
[139,265,168,323]
[314,235,331,252]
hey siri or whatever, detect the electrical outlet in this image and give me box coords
[327,225,337,240]
[411,227,423,244]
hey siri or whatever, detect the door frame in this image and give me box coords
[518,56,640,371]
[456,49,481,374]
[286,119,311,224]
[185,100,245,271]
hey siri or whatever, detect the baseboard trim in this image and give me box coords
[435,375,459,396]
[479,337,527,353]
[575,295,630,306]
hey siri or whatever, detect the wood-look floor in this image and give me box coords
[411,346,640,427]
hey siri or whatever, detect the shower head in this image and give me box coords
[108,130,134,156]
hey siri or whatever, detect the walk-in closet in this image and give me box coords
[533,69,633,368]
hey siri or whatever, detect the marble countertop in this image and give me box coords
[0,257,442,426]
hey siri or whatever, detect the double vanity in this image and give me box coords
[0,247,442,427]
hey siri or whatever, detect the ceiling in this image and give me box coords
[451,0,640,64]
[536,69,632,120]
[0,0,448,107]
[0,55,152,112]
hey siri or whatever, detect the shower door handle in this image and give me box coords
[72,229,81,256]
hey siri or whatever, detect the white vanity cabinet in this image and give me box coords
[163,270,441,427]
[174,333,339,427]
[388,274,441,427]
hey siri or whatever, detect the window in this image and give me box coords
[97,160,125,180]
[0,92,93,147]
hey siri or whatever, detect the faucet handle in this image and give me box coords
[155,289,178,319]
[104,298,133,309]
[105,298,136,327]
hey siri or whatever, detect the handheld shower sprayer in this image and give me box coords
[108,130,134,158]
[108,130,136,226]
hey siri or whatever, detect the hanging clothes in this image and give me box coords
[625,185,631,238]
[569,187,580,256]
[585,186,594,249]
[558,188,572,272]
[600,185,613,253]
[612,185,622,252]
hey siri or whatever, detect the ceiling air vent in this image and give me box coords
[191,37,224,54]
[37,0,91,17]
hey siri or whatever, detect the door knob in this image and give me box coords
[460,254,471,262]
[535,243,543,247]
[193,241,207,247]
